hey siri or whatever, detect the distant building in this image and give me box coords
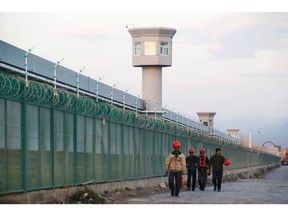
[266,147,280,156]
[279,148,288,160]
[227,128,240,140]
[197,112,216,128]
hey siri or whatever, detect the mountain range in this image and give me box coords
[215,114,288,149]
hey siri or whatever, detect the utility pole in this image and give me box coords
[242,131,260,148]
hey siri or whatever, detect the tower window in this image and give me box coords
[134,42,141,56]
[144,41,156,55]
[160,42,169,55]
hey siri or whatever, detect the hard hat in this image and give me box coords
[172,141,181,148]
[189,148,195,153]
[224,159,230,166]
[200,148,205,153]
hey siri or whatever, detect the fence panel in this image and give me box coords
[6,100,23,192]
[64,112,75,186]
[95,118,103,182]
[0,99,6,193]
[54,110,65,187]
[26,104,40,190]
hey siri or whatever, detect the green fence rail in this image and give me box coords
[0,70,280,195]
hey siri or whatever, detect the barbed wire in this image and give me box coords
[0,70,274,153]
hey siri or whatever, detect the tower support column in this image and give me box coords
[142,66,162,112]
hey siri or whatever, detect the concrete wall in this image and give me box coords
[0,40,145,110]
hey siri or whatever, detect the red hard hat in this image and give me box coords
[189,148,195,153]
[224,159,230,166]
[200,148,205,153]
[172,141,181,148]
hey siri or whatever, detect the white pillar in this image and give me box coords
[142,66,162,112]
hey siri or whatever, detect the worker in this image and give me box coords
[198,147,209,191]
[165,141,186,197]
[186,148,198,191]
[208,148,226,192]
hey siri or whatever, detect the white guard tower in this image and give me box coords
[227,128,240,140]
[128,27,176,118]
[197,112,216,128]
[197,112,216,134]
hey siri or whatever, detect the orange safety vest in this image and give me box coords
[199,155,207,168]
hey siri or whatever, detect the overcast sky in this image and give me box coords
[0,12,288,129]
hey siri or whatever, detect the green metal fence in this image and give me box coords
[0,70,280,195]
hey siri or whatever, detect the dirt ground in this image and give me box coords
[98,171,267,204]
[100,177,217,204]
[100,186,170,204]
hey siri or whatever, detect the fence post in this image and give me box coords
[38,106,42,187]
[51,108,55,188]
[73,113,77,185]
[121,122,125,180]
[22,102,27,192]
[84,116,87,182]
[4,99,8,192]
[63,113,67,185]
[134,126,137,179]
[93,117,96,181]
[108,117,111,180]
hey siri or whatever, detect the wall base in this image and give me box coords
[0,163,279,204]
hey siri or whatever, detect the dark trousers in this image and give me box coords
[186,170,197,190]
[212,170,223,190]
[168,171,182,196]
[198,169,207,190]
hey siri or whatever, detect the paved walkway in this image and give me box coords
[126,166,288,204]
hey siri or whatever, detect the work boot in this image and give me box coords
[187,187,191,191]
[214,187,216,191]
[171,191,175,196]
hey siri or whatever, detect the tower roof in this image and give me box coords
[128,27,176,38]
[197,112,217,118]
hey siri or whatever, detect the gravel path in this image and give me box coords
[125,166,288,204]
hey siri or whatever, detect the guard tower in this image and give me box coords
[197,112,216,127]
[227,128,240,140]
[128,27,176,118]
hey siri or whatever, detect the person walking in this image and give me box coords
[165,141,186,197]
[208,148,226,192]
[198,147,209,191]
[186,148,198,191]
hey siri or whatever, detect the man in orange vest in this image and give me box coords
[165,141,186,197]
[198,147,209,191]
